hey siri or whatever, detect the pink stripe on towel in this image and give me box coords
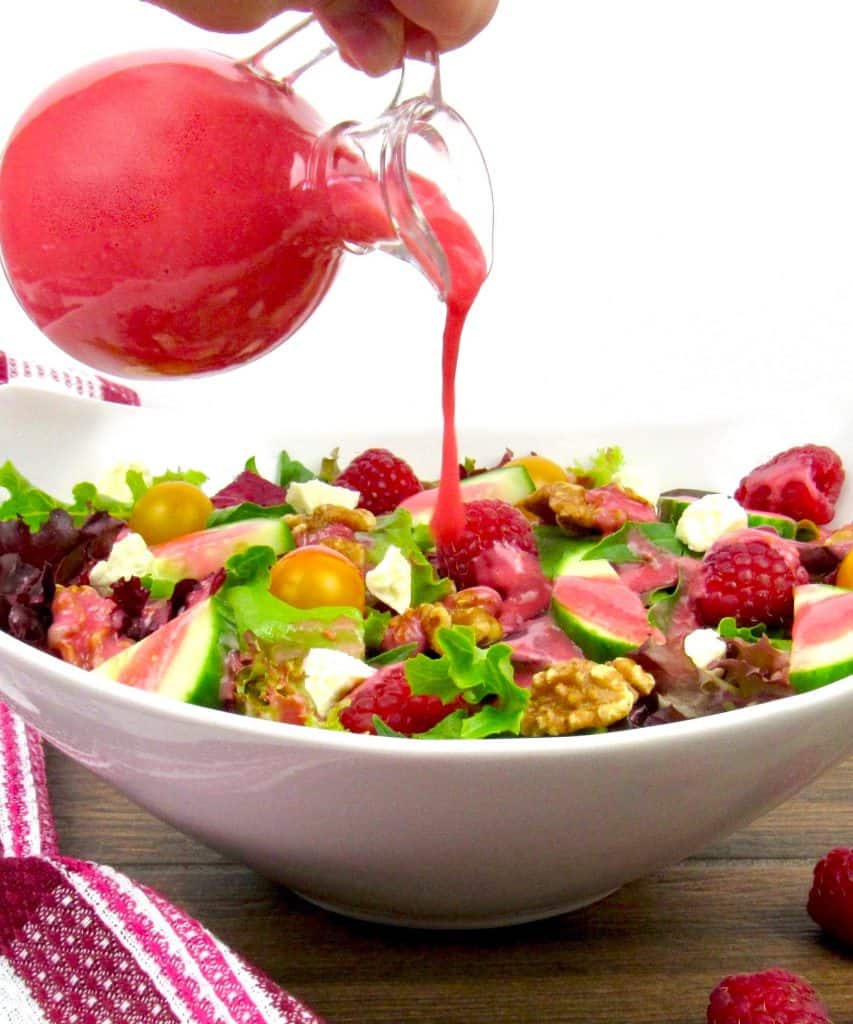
[0,370,325,1023]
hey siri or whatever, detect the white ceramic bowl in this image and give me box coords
[1,387,851,928]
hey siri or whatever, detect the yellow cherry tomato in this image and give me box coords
[837,549,853,589]
[129,481,213,546]
[269,545,365,613]
[507,454,570,489]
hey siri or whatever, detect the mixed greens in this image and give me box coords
[1,441,851,739]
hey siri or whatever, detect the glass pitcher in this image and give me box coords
[0,15,493,378]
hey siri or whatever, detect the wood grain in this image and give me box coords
[46,747,852,1024]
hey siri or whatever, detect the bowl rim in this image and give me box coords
[2,626,851,760]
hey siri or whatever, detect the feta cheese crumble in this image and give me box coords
[286,479,360,515]
[683,628,727,669]
[365,545,412,614]
[302,648,375,718]
[675,493,748,553]
[89,532,155,596]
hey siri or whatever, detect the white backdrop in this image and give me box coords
[1,2,851,440]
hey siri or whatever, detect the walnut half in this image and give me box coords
[520,657,655,737]
[284,504,376,537]
[381,602,453,654]
[518,482,604,535]
[284,504,377,569]
[442,587,503,646]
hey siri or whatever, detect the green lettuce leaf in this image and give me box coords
[222,545,279,588]
[207,502,293,528]
[404,625,529,739]
[414,710,469,739]
[151,467,207,488]
[216,546,363,654]
[227,585,363,651]
[0,461,62,528]
[412,522,434,552]
[534,525,598,579]
[66,482,135,522]
[717,617,766,643]
[372,717,407,737]
[276,451,315,490]
[567,446,624,488]
[581,521,685,565]
[139,574,176,600]
[717,616,791,652]
[0,461,209,529]
[368,643,419,667]
[646,573,688,634]
[364,608,391,649]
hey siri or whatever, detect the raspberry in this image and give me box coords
[807,847,853,946]
[691,528,808,628]
[335,448,422,515]
[435,499,538,590]
[338,663,458,736]
[735,444,845,525]
[707,968,832,1024]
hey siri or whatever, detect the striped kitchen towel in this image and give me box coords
[0,705,325,1024]
[0,360,325,1023]
[0,351,140,407]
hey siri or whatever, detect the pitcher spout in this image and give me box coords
[245,16,494,301]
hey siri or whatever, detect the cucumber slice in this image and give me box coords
[551,562,659,661]
[789,584,853,692]
[745,511,797,539]
[152,517,292,582]
[656,489,711,525]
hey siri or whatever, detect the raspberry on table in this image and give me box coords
[338,663,459,736]
[707,968,833,1024]
[335,448,422,515]
[807,846,853,946]
[734,444,845,525]
[691,528,809,628]
[435,498,539,590]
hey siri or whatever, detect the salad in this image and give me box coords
[0,441,850,739]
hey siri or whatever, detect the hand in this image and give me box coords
[147,0,498,75]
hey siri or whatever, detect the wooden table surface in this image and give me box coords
[47,747,852,1024]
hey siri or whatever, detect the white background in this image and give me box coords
[0,2,850,440]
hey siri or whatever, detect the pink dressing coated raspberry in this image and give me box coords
[807,847,853,946]
[335,448,422,515]
[470,544,551,632]
[435,499,538,591]
[707,968,833,1024]
[734,444,845,525]
[691,528,808,628]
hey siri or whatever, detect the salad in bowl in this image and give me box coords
[2,401,850,740]
[0,387,850,927]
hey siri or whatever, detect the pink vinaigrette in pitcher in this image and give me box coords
[0,22,492,544]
